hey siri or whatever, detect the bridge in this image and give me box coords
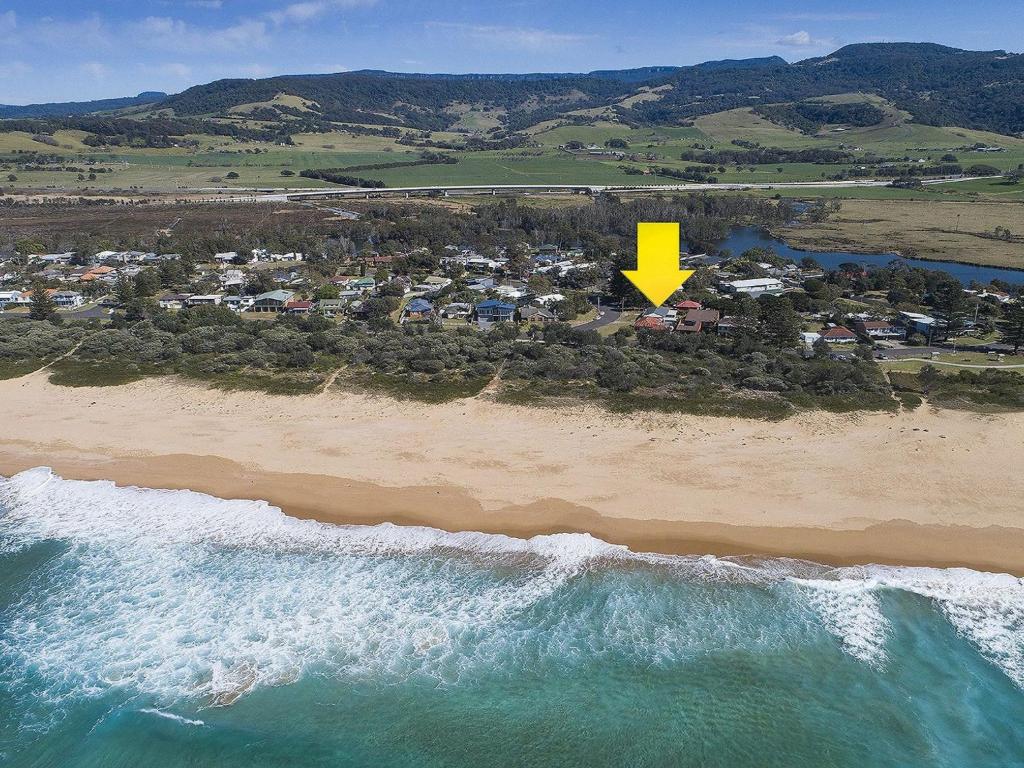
[205,175,997,204]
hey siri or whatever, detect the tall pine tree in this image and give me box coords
[998,302,1024,354]
[29,281,57,320]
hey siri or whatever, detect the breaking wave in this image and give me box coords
[1,466,1022,720]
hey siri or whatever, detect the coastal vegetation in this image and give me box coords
[2,193,1021,415]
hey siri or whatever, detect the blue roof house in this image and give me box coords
[476,299,516,324]
[403,297,434,321]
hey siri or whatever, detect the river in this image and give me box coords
[718,227,1024,286]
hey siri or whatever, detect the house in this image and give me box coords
[403,298,434,321]
[79,265,116,283]
[50,291,84,309]
[720,277,785,297]
[346,277,376,291]
[317,298,348,317]
[186,294,224,307]
[31,252,75,265]
[898,311,937,336]
[520,305,557,324]
[412,276,452,296]
[467,277,496,292]
[495,285,529,302]
[634,307,675,331]
[0,290,23,308]
[441,302,473,320]
[800,331,822,347]
[221,274,246,290]
[820,325,858,344]
[534,293,566,306]
[214,252,240,264]
[284,300,313,314]
[475,299,516,324]
[251,290,295,313]
[673,299,703,311]
[158,293,192,310]
[635,315,670,332]
[223,295,255,313]
[852,319,906,340]
[676,309,720,333]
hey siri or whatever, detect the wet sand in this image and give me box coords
[2,372,1023,573]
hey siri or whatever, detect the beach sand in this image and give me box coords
[1,371,1023,573]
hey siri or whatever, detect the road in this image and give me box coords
[213,175,999,203]
[574,305,622,332]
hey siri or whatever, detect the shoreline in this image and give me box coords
[2,373,1024,574]
[4,453,1024,574]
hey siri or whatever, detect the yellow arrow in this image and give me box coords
[621,222,695,307]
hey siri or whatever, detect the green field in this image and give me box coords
[3,95,1024,197]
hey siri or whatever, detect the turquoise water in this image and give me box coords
[2,469,1023,767]
[719,227,1024,286]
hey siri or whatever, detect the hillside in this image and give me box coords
[0,92,167,119]
[151,44,1024,136]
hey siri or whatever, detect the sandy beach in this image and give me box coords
[1,370,1023,573]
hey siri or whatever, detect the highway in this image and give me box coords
[230,175,999,203]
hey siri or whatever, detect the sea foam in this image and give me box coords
[1,466,1023,714]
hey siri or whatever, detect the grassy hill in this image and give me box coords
[1,43,1022,197]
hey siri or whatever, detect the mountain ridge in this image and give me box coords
[2,43,1022,136]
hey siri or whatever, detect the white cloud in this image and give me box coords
[185,0,224,8]
[775,30,834,48]
[426,22,594,50]
[777,12,882,22]
[128,16,269,51]
[267,0,377,25]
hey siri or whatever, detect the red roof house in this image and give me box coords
[820,325,857,343]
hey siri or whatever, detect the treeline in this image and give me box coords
[681,145,856,165]
[324,152,459,174]
[298,169,385,187]
[645,166,719,183]
[754,101,886,134]
[0,115,289,147]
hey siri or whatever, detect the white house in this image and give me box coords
[186,294,224,307]
[899,311,937,336]
[214,252,240,264]
[31,252,75,265]
[219,269,246,290]
[0,290,22,308]
[720,277,785,297]
[158,293,191,310]
[51,291,84,309]
[223,295,255,312]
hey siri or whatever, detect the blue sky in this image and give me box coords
[1,0,1022,104]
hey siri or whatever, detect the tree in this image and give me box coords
[997,302,1024,354]
[607,252,647,308]
[28,281,57,320]
[114,274,136,307]
[225,171,240,179]
[758,296,801,348]
[932,281,971,341]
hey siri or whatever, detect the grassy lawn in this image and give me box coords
[596,311,639,337]
[878,351,1024,373]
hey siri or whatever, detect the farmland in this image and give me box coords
[3,97,1024,197]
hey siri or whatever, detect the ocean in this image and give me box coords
[1,468,1023,767]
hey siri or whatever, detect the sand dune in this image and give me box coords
[1,371,1023,573]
